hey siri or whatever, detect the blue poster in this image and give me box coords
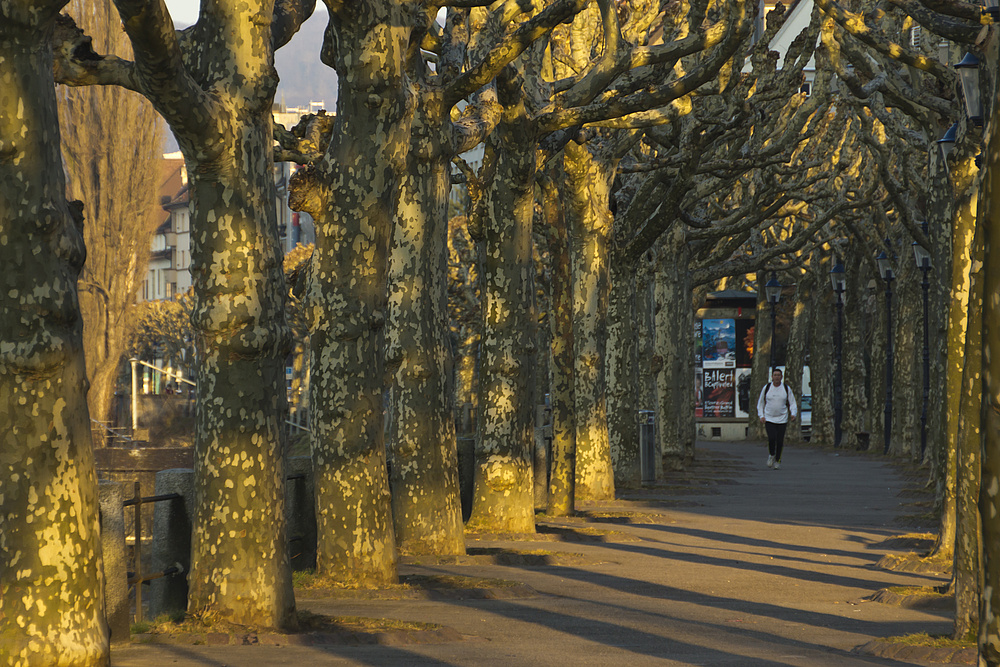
[702,318,736,369]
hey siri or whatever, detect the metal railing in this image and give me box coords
[123,481,182,624]
[122,469,313,623]
[91,420,134,447]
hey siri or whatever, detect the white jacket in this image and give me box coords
[757,381,797,424]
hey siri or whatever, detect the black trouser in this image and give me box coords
[765,421,788,461]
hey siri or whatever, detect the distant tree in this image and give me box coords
[0,0,108,662]
[58,0,162,429]
[128,289,195,370]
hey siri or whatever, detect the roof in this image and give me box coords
[157,157,187,227]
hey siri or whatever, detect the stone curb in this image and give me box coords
[295,583,538,601]
[132,626,466,647]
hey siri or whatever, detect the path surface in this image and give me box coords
[114,440,956,666]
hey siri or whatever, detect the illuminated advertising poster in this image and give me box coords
[734,368,752,419]
[702,369,735,418]
[702,318,736,369]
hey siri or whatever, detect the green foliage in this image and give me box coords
[130,621,151,634]
[291,569,318,589]
[127,289,195,371]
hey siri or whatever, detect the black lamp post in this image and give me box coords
[937,123,958,173]
[913,225,932,460]
[876,247,895,455]
[830,262,846,449]
[956,53,983,125]
[765,272,782,373]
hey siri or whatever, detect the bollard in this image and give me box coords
[639,410,656,483]
[150,469,194,620]
[99,481,130,645]
[285,456,317,571]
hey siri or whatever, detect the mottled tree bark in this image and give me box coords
[809,255,834,448]
[783,273,810,446]
[55,0,309,625]
[936,173,977,559]
[981,101,1000,661]
[608,251,638,487]
[748,288,771,442]
[869,265,889,454]
[185,127,295,624]
[468,82,537,534]
[654,226,694,470]
[449,214,480,438]
[565,143,615,500]
[635,253,660,469]
[840,253,869,450]
[293,0,411,583]
[386,90,463,556]
[0,4,109,662]
[541,173,576,517]
[891,257,920,460]
[154,16,295,629]
[953,217,983,639]
[926,155,954,476]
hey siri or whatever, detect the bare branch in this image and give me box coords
[272,0,317,50]
[814,0,954,84]
[446,0,589,107]
[52,14,142,91]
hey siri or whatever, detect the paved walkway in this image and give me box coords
[114,440,957,666]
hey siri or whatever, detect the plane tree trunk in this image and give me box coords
[954,217,983,639]
[467,76,537,534]
[0,4,109,662]
[654,226,694,470]
[289,0,413,583]
[385,90,464,556]
[55,0,317,625]
[540,172,576,517]
[564,142,615,500]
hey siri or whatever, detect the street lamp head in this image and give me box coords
[764,272,782,304]
[912,241,932,269]
[876,250,894,281]
[937,123,958,167]
[830,262,847,293]
[956,53,983,125]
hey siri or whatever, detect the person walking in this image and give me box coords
[757,368,797,470]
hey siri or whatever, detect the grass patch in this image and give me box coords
[297,610,440,633]
[887,586,948,598]
[400,574,520,589]
[131,612,186,635]
[130,621,152,635]
[291,570,415,591]
[884,632,975,648]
